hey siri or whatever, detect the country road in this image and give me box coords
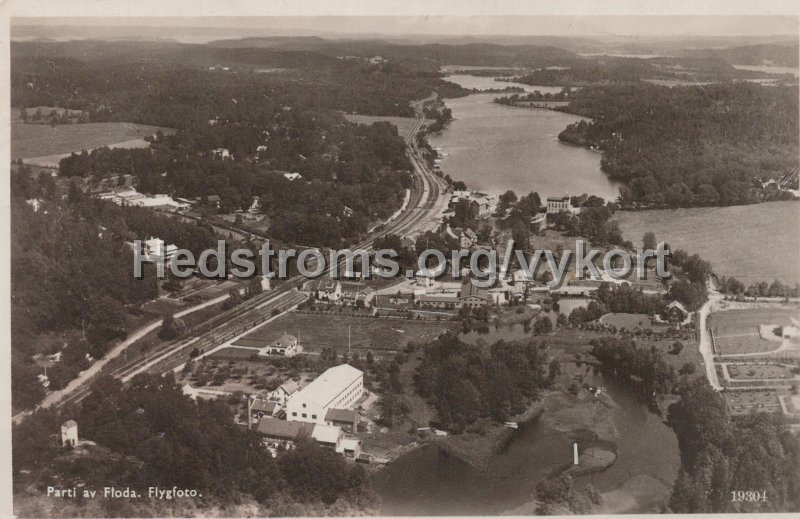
[697,280,724,391]
[12,293,230,423]
[13,95,449,424]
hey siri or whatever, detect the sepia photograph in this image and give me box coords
[3,1,800,517]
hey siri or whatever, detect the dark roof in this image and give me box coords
[276,380,300,395]
[325,408,358,424]
[270,335,297,349]
[418,294,459,304]
[460,280,489,300]
[251,400,278,413]
[256,417,314,441]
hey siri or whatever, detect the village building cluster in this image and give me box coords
[247,364,369,461]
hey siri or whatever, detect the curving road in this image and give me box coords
[697,279,724,391]
[16,96,449,419]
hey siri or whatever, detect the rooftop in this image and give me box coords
[251,400,278,413]
[311,424,342,445]
[340,438,361,451]
[270,334,297,349]
[460,279,489,300]
[277,380,300,395]
[257,417,314,440]
[291,364,362,408]
[325,408,359,424]
[667,300,689,313]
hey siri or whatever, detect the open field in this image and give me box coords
[232,312,457,354]
[614,201,800,285]
[709,307,799,355]
[11,119,175,163]
[599,313,655,330]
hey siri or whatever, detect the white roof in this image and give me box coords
[667,300,688,311]
[340,438,361,450]
[292,364,362,408]
[311,424,342,444]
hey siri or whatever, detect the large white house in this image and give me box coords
[546,196,582,215]
[260,334,299,357]
[139,237,179,264]
[285,364,364,425]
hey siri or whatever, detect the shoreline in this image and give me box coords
[379,385,620,473]
[372,378,678,515]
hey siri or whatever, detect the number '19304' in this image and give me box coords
[731,490,767,502]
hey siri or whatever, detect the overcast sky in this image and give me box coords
[12,16,799,38]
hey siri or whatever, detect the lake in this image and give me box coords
[614,201,800,284]
[732,64,799,77]
[433,74,799,284]
[428,91,621,201]
[444,74,563,94]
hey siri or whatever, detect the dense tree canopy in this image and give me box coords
[557,82,798,207]
[414,333,547,431]
[13,373,375,514]
[668,379,800,513]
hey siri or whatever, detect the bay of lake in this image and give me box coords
[429,86,621,201]
[432,73,799,284]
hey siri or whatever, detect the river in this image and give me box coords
[373,354,679,516]
[430,77,621,202]
[372,77,679,514]
[371,72,788,514]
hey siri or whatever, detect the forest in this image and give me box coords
[557,82,799,207]
[590,337,678,402]
[10,40,466,248]
[10,169,218,410]
[12,373,375,517]
[511,54,795,86]
[10,41,469,122]
[413,333,549,432]
[668,379,800,513]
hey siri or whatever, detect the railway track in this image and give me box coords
[49,105,447,410]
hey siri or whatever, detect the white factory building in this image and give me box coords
[285,364,364,425]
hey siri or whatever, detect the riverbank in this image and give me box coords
[372,347,679,516]
[434,402,546,470]
[493,383,676,516]
[400,380,620,474]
